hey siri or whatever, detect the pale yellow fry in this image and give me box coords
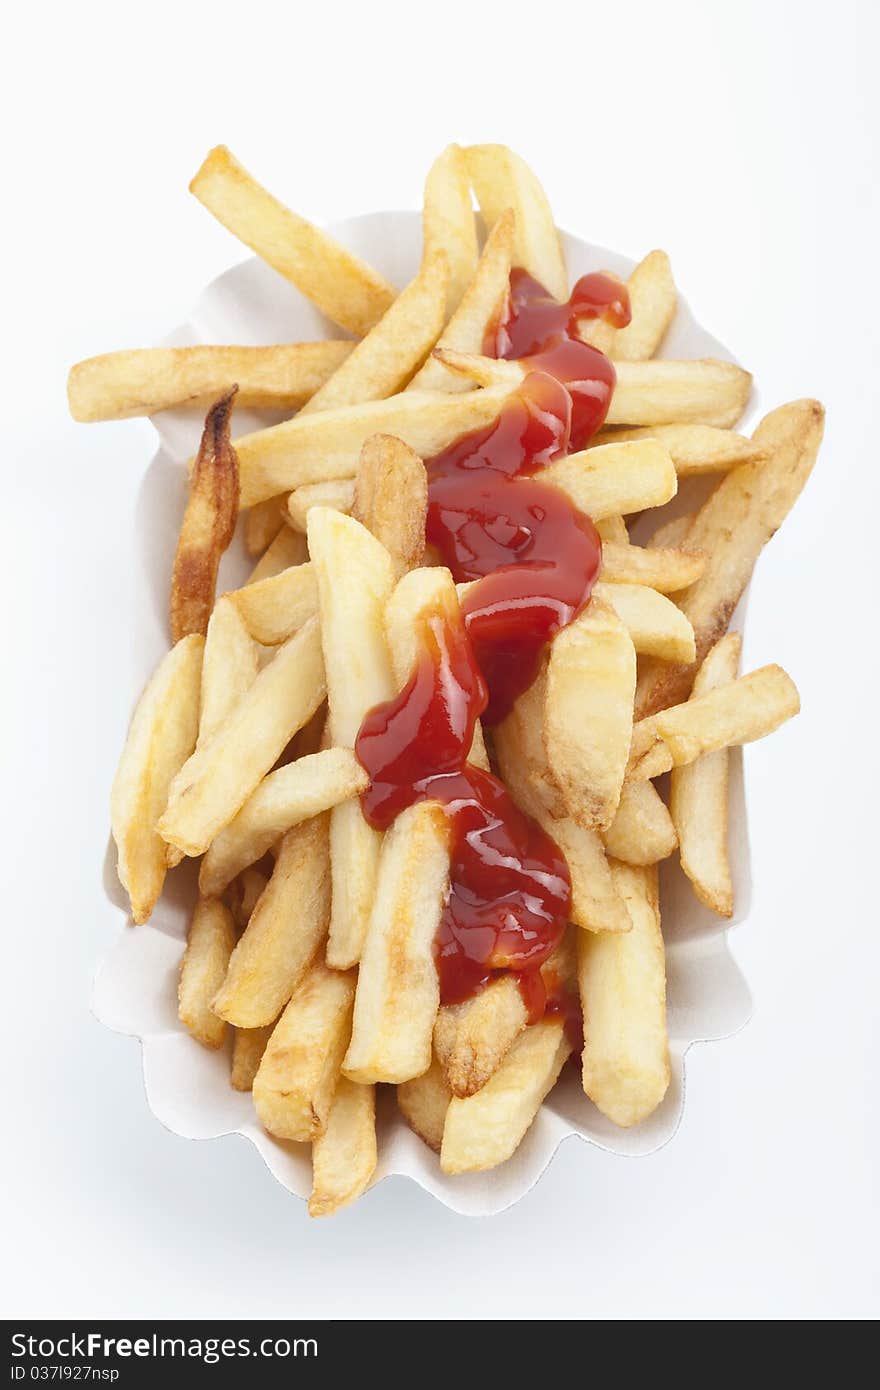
[440,1018,571,1174]
[343,803,449,1084]
[593,581,697,664]
[670,633,742,916]
[352,434,428,578]
[595,514,629,545]
[245,497,287,557]
[611,250,676,361]
[434,350,752,428]
[646,511,696,551]
[232,384,512,507]
[231,1024,274,1091]
[308,509,395,969]
[178,896,236,1049]
[190,146,395,336]
[309,1078,377,1218]
[486,661,566,818]
[300,251,448,415]
[422,144,479,314]
[245,525,308,584]
[287,480,355,532]
[110,635,203,924]
[159,619,325,857]
[197,597,259,749]
[227,866,269,929]
[253,961,356,1142]
[464,144,567,300]
[602,780,677,867]
[200,747,367,896]
[628,664,800,782]
[67,342,354,422]
[544,599,636,832]
[594,424,768,475]
[397,1057,451,1153]
[579,862,669,1127]
[542,439,678,520]
[409,210,514,392]
[636,399,824,717]
[601,542,705,593]
[212,815,331,1028]
[229,562,318,645]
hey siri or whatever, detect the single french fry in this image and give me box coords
[170,389,239,642]
[309,1078,377,1217]
[245,496,287,557]
[600,542,705,592]
[610,250,676,361]
[197,597,259,749]
[397,1057,451,1153]
[229,562,318,645]
[287,480,355,531]
[300,251,448,415]
[594,424,768,476]
[434,932,576,1099]
[352,434,428,577]
[178,896,236,1049]
[253,961,356,1141]
[226,866,269,929]
[230,1023,274,1091]
[492,664,567,820]
[159,618,325,858]
[440,1018,570,1174]
[231,383,513,507]
[110,634,203,923]
[422,143,479,314]
[68,342,353,422]
[212,815,331,1028]
[595,514,629,546]
[308,508,396,968]
[601,780,677,867]
[245,525,308,583]
[628,664,800,782]
[434,350,752,429]
[579,862,669,1126]
[593,582,697,664]
[464,144,567,300]
[200,747,368,896]
[670,633,742,915]
[544,598,636,831]
[409,211,515,392]
[542,439,678,522]
[343,803,449,1084]
[646,511,696,551]
[636,400,824,717]
[190,146,395,336]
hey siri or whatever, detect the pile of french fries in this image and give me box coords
[72,143,823,1216]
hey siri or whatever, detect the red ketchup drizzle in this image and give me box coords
[356,268,630,1018]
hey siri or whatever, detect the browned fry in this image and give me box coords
[170,389,240,642]
[636,400,824,717]
[352,435,428,577]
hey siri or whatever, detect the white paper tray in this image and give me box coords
[93,212,754,1215]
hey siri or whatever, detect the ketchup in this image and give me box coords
[356,267,629,1019]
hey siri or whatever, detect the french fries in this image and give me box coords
[669,633,741,915]
[110,634,203,923]
[178,897,236,1049]
[212,815,331,1028]
[309,1079,377,1217]
[252,961,356,1142]
[92,140,822,1212]
[159,619,325,857]
[579,862,670,1127]
[67,342,353,421]
[627,664,800,782]
[170,389,239,642]
[422,144,479,314]
[190,146,395,336]
[544,599,636,831]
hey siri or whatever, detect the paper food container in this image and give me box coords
[93,212,754,1216]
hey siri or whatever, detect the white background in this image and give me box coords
[2,0,877,1321]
